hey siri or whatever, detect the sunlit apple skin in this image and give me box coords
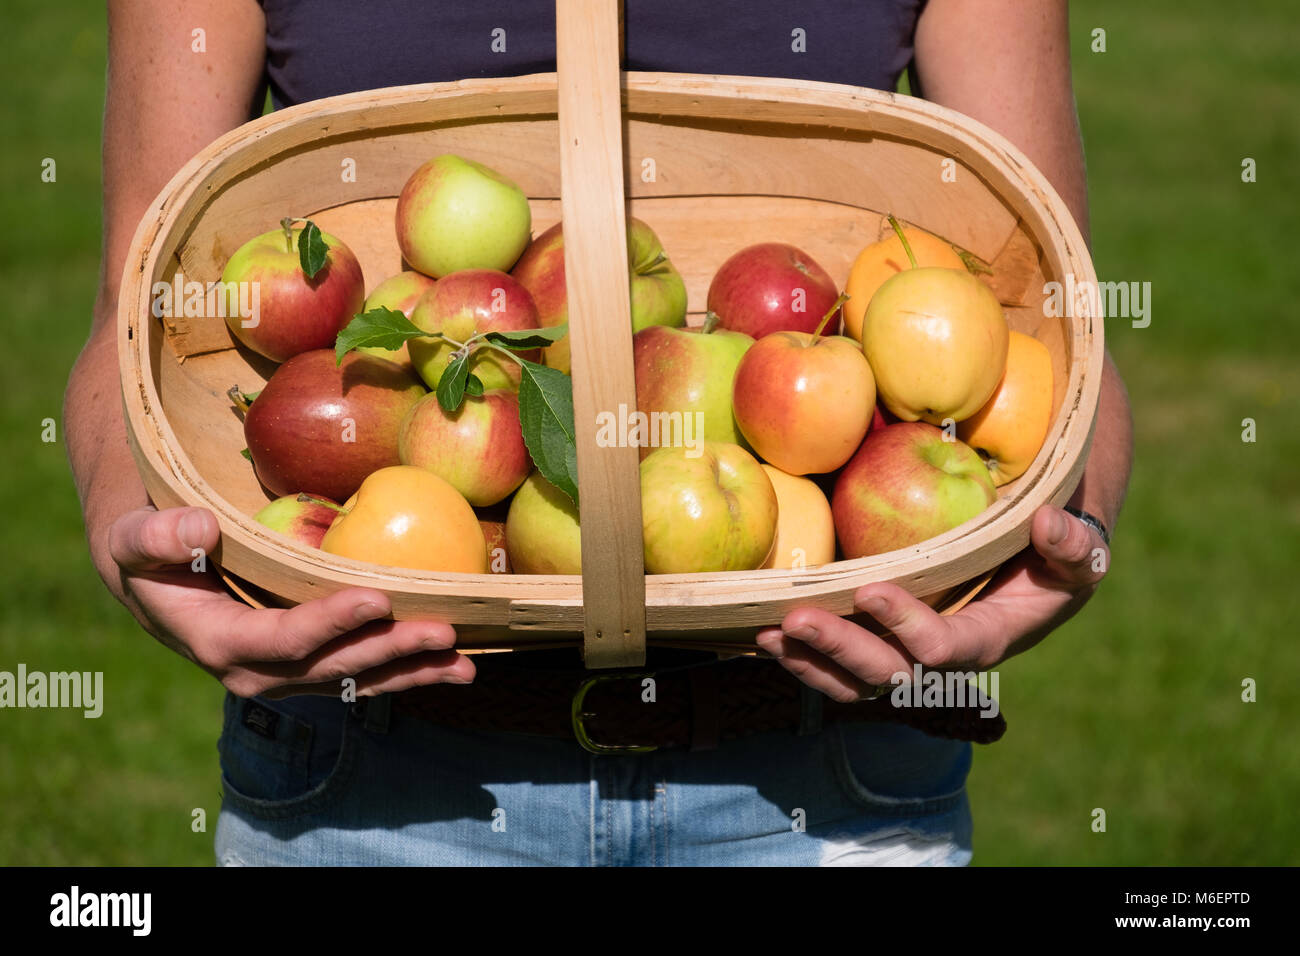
[957,330,1054,486]
[632,326,754,456]
[707,242,841,340]
[406,269,540,392]
[832,422,997,558]
[357,270,438,364]
[759,465,835,570]
[640,442,777,574]
[478,518,512,573]
[397,389,530,507]
[511,218,687,373]
[243,350,426,503]
[861,267,1009,424]
[506,472,582,574]
[252,494,341,549]
[220,225,365,363]
[321,466,487,573]
[394,154,531,277]
[732,330,875,475]
[843,227,965,342]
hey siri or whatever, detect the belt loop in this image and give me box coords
[797,683,824,736]
[359,693,392,734]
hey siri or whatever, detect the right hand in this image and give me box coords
[105,504,476,699]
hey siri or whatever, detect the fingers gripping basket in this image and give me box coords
[118,0,1103,669]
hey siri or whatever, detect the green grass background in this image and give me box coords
[0,0,1296,865]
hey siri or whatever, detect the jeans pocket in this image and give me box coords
[217,693,356,821]
[824,721,972,817]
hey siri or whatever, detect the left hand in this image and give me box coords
[755,505,1110,702]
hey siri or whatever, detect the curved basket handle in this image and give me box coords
[556,0,647,668]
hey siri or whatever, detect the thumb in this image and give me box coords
[1030,506,1108,586]
[109,506,220,572]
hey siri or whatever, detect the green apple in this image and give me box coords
[394,154,532,277]
[640,442,778,573]
[632,325,754,455]
[505,472,582,574]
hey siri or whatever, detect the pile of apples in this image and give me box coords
[222,153,1053,578]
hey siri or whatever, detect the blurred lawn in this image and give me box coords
[0,0,1296,865]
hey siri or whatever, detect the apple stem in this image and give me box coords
[481,341,527,368]
[810,292,850,341]
[886,214,918,270]
[296,493,343,512]
[701,311,721,335]
[226,385,252,416]
[279,217,298,253]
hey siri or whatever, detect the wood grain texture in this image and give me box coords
[118,71,1103,655]
[555,0,647,667]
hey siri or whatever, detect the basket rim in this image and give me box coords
[118,71,1103,627]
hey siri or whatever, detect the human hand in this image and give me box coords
[755,504,1109,702]
[104,504,475,699]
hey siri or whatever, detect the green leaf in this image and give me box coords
[483,324,568,350]
[298,220,328,279]
[436,352,471,412]
[517,360,578,505]
[464,374,485,397]
[334,307,427,365]
[240,447,253,462]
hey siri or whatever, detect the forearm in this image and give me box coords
[64,311,151,604]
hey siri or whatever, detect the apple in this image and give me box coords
[406,269,541,392]
[357,270,438,364]
[842,226,965,342]
[957,330,1054,486]
[321,465,487,573]
[832,422,997,558]
[479,517,512,573]
[252,494,341,549]
[506,472,582,574]
[759,465,835,570]
[220,222,365,363]
[706,242,841,340]
[860,224,1008,424]
[633,325,754,456]
[511,217,687,373]
[242,349,426,503]
[397,389,531,507]
[731,296,874,475]
[395,154,532,277]
[640,442,778,574]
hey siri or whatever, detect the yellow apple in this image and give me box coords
[861,267,1009,424]
[759,465,835,569]
[505,471,582,574]
[957,330,1054,486]
[321,465,487,573]
[843,227,965,343]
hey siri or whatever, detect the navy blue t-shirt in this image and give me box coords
[259,0,928,109]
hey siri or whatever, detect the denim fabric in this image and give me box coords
[215,690,974,866]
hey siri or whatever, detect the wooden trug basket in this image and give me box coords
[119,1,1102,668]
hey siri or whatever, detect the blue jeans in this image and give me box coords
[215,687,974,866]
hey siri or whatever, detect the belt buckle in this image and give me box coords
[570,672,658,756]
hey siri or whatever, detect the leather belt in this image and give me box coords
[390,655,1006,752]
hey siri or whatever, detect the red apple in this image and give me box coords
[706,242,841,340]
[633,325,754,456]
[220,222,365,363]
[397,389,531,507]
[242,349,426,503]
[407,269,540,392]
[251,493,341,549]
[732,297,874,476]
[511,218,687,373]
[831,422,997,558]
